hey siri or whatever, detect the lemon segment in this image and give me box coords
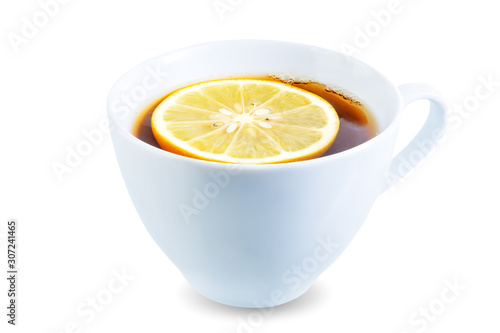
[151,79,340,164]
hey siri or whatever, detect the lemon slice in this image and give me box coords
[151,79,340,164]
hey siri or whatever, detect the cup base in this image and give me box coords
[188,282,313,308]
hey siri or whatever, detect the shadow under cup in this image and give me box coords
[107,40,405,307]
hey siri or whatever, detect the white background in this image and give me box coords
[1,0,499,332]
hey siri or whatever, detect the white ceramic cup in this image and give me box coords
[107,40,446,308]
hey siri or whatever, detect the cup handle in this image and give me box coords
[383,83,447,190]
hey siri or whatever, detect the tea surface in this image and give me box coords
[133,76,377,156]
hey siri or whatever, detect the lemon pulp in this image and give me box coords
[151,79,340,164]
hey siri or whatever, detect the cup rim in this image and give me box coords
[107,39,404,170]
